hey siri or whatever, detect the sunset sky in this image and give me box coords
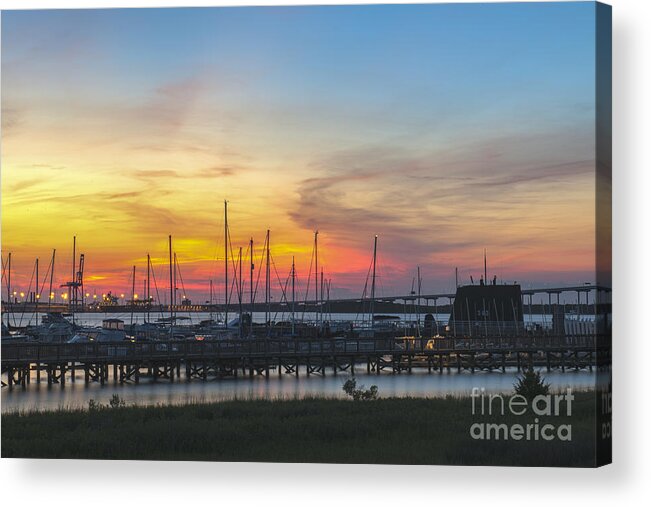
[2,3,599,302]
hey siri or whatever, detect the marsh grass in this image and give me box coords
[1,392,598,466]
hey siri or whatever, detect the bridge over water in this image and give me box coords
[2,284,612,315]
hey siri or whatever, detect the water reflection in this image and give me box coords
[1,365,600,413]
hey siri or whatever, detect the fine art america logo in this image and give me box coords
[470,387,574,442]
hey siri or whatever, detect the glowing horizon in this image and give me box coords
[2,4,600,302]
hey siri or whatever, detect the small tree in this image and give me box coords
[513,369,550,402]
[342,378,379,401]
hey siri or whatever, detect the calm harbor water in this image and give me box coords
[1,366,601,413]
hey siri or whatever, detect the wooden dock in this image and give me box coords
[1,335,610,388]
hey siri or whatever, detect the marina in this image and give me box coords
[2,206,611,412]
[0,191,615,453]
[2,204,611,342]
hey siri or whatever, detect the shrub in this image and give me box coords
[109,394,126,408]
[88,394,125,410]
[342,378,379,401]
[513,369,550,402]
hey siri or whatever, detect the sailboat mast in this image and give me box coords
[250,237,254,337]
[146,253,151,324]
[7,252,12,326]
[320,268,324,327]
[79,253,84,310]
[417,266,421,337]
[6,252,12,326]
[48,250,55,312]
[314,230,318,323]
[209,279,213,322]
[484,249,487,284]
[34,258,39,313]
[173,252,178,307]
[238,246,243,338]
[71,236,76,314]
[130,265,136,328]
[370,235,378,325]
[265,229,270,328]
[224,200,229,328]
[327,278,332,322]
[168,235,173,335]
[7,252,11,308]
[6,252,11,305]
[291,255,296,336]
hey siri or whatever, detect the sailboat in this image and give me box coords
[358,235,379,338]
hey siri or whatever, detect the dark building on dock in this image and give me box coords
[448,282,524,337]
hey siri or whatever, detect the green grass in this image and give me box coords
[1,393,598,466]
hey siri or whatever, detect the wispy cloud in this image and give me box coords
[196,165,241,178]
[289,133,595,290]
[0,104,24,137]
